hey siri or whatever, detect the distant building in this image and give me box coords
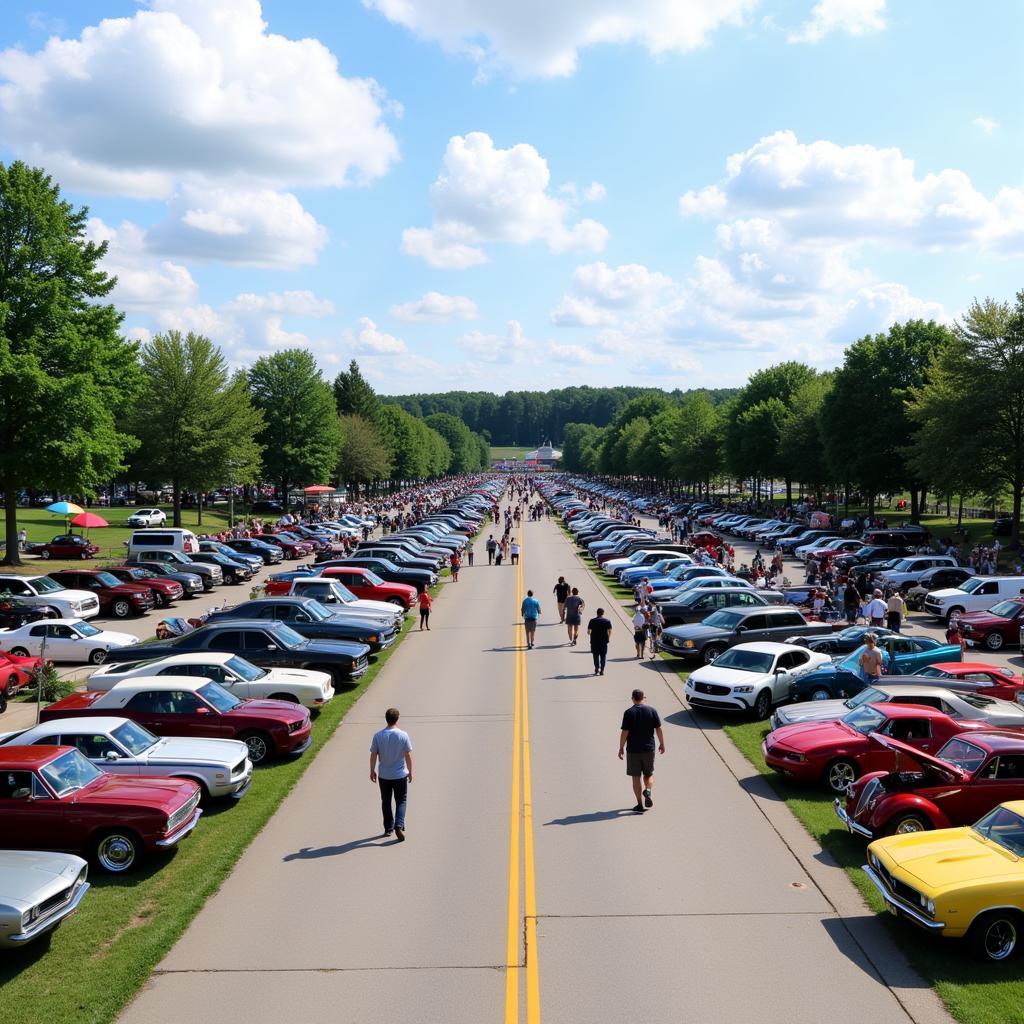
[523,440,562,468]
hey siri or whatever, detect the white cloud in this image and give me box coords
[458,320,536,362]
[224,291,336,318]
[583,181,608,202]
[403,132,608,268]
[390,291,479,322]
[788,0,885,43]
[364,0,757,78]
[547,341,612,366]
[974,116,999,135]
[344,317,408,354]
[551,261,674,326]
[0,0,399,199]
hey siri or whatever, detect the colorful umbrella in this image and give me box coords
[46,501,85,516]
[70,512,108,528]
[303,485,334,493]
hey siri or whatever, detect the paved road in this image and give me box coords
[117,513,954,1024]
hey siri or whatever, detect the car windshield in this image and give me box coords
[892,559,916,571]
[197,681,244,712]
[844,686,886,709]
[323,582,356,603]
[702,610,744,629]
[268,623,306,647]
[937,737,987,771]
[708,649,774,673]
[363,570,384,586]
[111,720,158,756]
[225,656,266,681]
[40,749,103,796]
[972,805,1024,856]
[31,577,63,594]
[841,706,886,734]
[988,600,1022,618]
[94,572,122,588]
[72,621,102,637]
[961,577,989,594]
[301,601,332,621]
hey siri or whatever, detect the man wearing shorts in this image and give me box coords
[618,689,664,813]
[563,588,584,645]
[521,589,541,649]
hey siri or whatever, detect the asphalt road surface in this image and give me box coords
[116,514,955,1024]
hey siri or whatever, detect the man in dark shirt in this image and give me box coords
[587,607,613,675]
[553,576,571,622]
[618,689,665,813]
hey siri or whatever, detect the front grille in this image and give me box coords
[38,884,73,918]
[83,597,100,612]
[231,758,247,777]
[876,862,923,907]
[167,790,201,833]
[855,777,881,818]
[695,681,730,696]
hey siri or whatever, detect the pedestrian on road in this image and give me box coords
[418,589,432,630]
[631,605,647,659]
[618,689,664,814]
[842,580,861,625]
[466,543,474,567]
[449,551,461,582]
[553,576,570,622]
[886,590,905,633]
[521,589,541,649]
[866,588,887,628]
[370,707,413,841]
[511,539,521,565]
[500,535,510,563]
[587,608,613,675]
[564,588,584,645]
[486,535,497,565]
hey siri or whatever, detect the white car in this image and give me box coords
[0,618,138,665]
[0,574,100,619]
[684,642,832,719]
[288,578,404,625]
[0,850,89,948]
[924,575,1024,622]
[127,508,167,527]
[0,716,252,800]
[87,651,335,708]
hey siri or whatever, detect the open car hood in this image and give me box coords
[868,732,968,783]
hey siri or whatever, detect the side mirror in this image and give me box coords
[195,707,210,715]
[105,751,120,761]
[735,624,746,633]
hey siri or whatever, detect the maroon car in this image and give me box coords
[105,565,184,608]
[259,533,311,559]
[959,599,1024,652]
[46,569,154,619]
[0,745,201,873]
[837,730,1024,838]
[26,535,100,560]
[41,678,313,765]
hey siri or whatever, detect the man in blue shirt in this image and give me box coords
[370,707,413,841]
[521,589,541,649]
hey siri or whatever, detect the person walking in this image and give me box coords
[449,551,461,582]
[510,538,520,565]
[17,527,26,552]
[553,576,570,623]
[466,542,474,567]
[866,588,887,628]
[618,689,664,814]
[646,602,664,660]
[587,607,613,675]
[486,535,497,565]
[842,579,861,625]
[858,632,885,684]
[417,589,432,630]
[369,707,413,841]
[521,589,541,649]
[886,589,905,633]
[564,588,584,645]
[500,535,510,564]
[631,605,647,659]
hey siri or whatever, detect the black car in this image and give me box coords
[0,597,50,630]
[317,557,435,594]
[206,597,398,653]
[904,566,977,611]
[353,545,440,574]
[250,500,284,515]
[834,545,912,571]
[186,550,254,584]
[784,625,899,655]
[659,588,774,627]
[224,538,284,565]
[122,559,205,596]
[100,620,370,686]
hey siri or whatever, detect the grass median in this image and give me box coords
[0,610,416,1024]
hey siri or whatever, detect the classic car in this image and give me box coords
[659,587,782,627]
[25,534,100,560]
[47,569,154,618]
[958,598,1024,652]
[0,850,89,947]
[316,557,435,594]
[838,730,1024,838]
[87,651,334,709]
[0,650,43,698]
[41,677,312,765]
[0,716,252,801]
[0,574,100,619]
[0,745,201,872]
[286,578,405,623]
[104,565,184,607]
[0,618,138,665]
[785,636,963,703]
[913,662,1024,701]
[120,559,205,597]
[684,643,832,718]
[762,703,999,793]
[865,800,1024,961]
[306,566,416,610]
[785,625,898,656]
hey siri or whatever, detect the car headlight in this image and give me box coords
[683,640,695,648]
[733,685,755,693]
[919,893,935,915]
[932,597,945,605]
[367,635,378,643]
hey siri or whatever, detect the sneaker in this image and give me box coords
[633,803,645,814]
[643,789,653,808]
[599,670,604,675]
[394,826,405,842]
[384,829,394,837]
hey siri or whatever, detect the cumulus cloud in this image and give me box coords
[364,0,756,78]
[788,0,885,43]
[458,320,536,363]
[402,132,608,268]
[547,341,613,366]
[344,317,409,354]
[390,291,479,322]
[551,261,674,326]
[974,116,999,135]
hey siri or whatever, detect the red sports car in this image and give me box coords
[958,599,1024,652]
[0,650,43,708]
[912,662,1024,702]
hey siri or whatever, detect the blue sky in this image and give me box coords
[1,0,1021,393]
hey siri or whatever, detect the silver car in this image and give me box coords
[0,850,89,947]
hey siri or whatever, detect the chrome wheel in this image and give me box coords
[243,732,271,764]
[985,632,1005,651]
[827,760,857,793]
[94,832,139,873]
[892,815,928,835]
[810,688,831,701]
[111,599,131,618]
[971,913,1019,962]
[89,649,107,665]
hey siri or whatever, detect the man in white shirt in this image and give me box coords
[866,589,887,627]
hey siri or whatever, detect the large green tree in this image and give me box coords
[337,414,392,491]
[333,359,382,423]
[424,412,480,473]
[0,162,140,563]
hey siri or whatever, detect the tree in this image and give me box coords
[424,412,480,473]
[665,393,723,493]
[778,374,833,501]
[337,414,392,490]
[0,161,141,563]
[333,360,382,423]
[131,332,263,526]
[561,423,603,472]
[249,349,342,504]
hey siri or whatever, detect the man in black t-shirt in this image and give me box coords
[553,576,571,622]
[618,689,665,813]
[587,608,613,675]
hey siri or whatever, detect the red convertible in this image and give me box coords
[837,730,1024,838]
[0,651,44,709]
[0,745,201,873]
[762,704,1004,794]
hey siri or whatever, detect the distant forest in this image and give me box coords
[382,386,738,446]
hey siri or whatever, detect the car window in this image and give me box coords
[740,615,767,631]
[738,592,760,605]
[883,718,932,740]
[889,638,913,655]
[895,695,943,710]
[980,581,998,595]
[208,630,247,649]
[166,690,204,713]
[243,630,277,650]
[994,757,1024,780]
[126,690,173,712]
[29,624,47,638]
[1,579,28,594]
[779,612,805,627]
[64,733,117,759]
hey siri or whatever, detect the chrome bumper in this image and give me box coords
[833,798,873,838]
[862,864,944,930]
[228,771,254,800]
[155,807,203,847]
[8,882,90,944]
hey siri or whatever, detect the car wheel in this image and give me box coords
[968,910,1021,963]
[268,692,300,703]
[886,813,931,836]
[985,632,1005,651]
[703,644,725,665]
[809,687,832,701]
[241,731,272,765]
[387,597,405,607]
[88,648,107,665]
[111,598,132,618]
[752,689,772,720]
[91,829,142,873]
[40,607,60,619]
[0,686,7,714]
[39,549,50,559]
[9,647,30,658]
[825,758,859,794]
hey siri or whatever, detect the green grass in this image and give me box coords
[0,611,416,1024]
[489,446,532,462]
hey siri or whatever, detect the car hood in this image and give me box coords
[0,850,85,905]
[689,665,768,687]
[146,735,249,766]
[768,719,859,752]
[878,830,1023,888]
[73,772,197,811]
[228,699,310,723]
[868,733,967,782]
[661,623,730,641]
[959,611,1008,627]
[773,699,850,726]
[91,630,140,647]
[262,667,332,688]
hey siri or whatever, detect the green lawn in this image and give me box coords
[489,446,532,462]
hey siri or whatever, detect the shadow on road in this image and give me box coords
[283,835,399,859]
[542,672,598,680]
[544,808,637,826]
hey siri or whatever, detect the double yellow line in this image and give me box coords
[505,524,541,1024]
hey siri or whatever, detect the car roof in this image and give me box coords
[0,745,68,768]
[19,715,136,735]
[874,684,958,699]
[734,605,798,616]
[935,661,1014,674]
[950,731,1024,753]
[100,651,233,669]
[874,704,949,720]
[731,641,808,654]
[104,675,211,693]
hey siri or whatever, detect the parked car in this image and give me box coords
[876,555,961,591]
[865,800,1024,961]
[126,508,167,527]
[126,528,200,559]
[958,599,1024,652]
[47,569,154,618]
[0,574,100,620]
[41,677,312,765]
[104,565,184,608]
[185,550,253,585]
[0,745,201,873]
[121,560,204,597]
[0,850,89,947]
[659,587,782,627]
[223,538,284,565]
[25,535,100,560]
[0,596,51,631]
[318,557,435,594]
[786,625,898,655]
[0,650,43,704]
[292,567,416,610]
[925,576,1024,623]
[0,618,138,665]
[128,551,222,590]
[88,651,334,709]
[904,566,976,611]
[286,578,405,623]
[199,540,263,571]
[913,662,1024,701]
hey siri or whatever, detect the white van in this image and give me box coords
[924,576,1024,621]
[126,528,200,559]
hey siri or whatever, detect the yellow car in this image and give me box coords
[865,800,1024,962]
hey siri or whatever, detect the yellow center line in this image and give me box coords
[504,576,523,1021]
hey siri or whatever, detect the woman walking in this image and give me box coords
[450,551,461,582]
[632,605,648,659]
[418,589,432,630]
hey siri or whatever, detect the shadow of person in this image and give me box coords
[283,835,398,860]
[544,808,638,826]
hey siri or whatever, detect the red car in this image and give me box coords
[0,745,201,873]
[41,677,313,765]
[313,566,416,609]
[913,662,1024,702]
[958,599,1024,652]
[26,535,100,560]
[837,730,1024,838]
[0,650,43,697]
[260,533,312,559]
[47,569,154,618]
[762,703,1004,794]
[105,565,184,608]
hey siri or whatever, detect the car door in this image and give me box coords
[880,715,936,755]
[43,622,82,660]
[166,688,229,740]
[772,650,811,702]
[241,628,289,668]
[686,593,725,622]
[0,770,62,849]
[735,613,769,643]
[123,689,175,733]
[61,731,138,776]
[969,756,1024,813]
[762,611,804,643]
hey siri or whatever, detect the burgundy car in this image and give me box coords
[837,730,1024,838]
[260,533,311,559]
[46,569,154,619]
[958,599,1024,652]
[0,745,201,873]
[41,677,313,765]
[105,565,184,608]
[26,535,100,560]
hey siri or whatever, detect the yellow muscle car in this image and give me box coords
[865,800,1024,962]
